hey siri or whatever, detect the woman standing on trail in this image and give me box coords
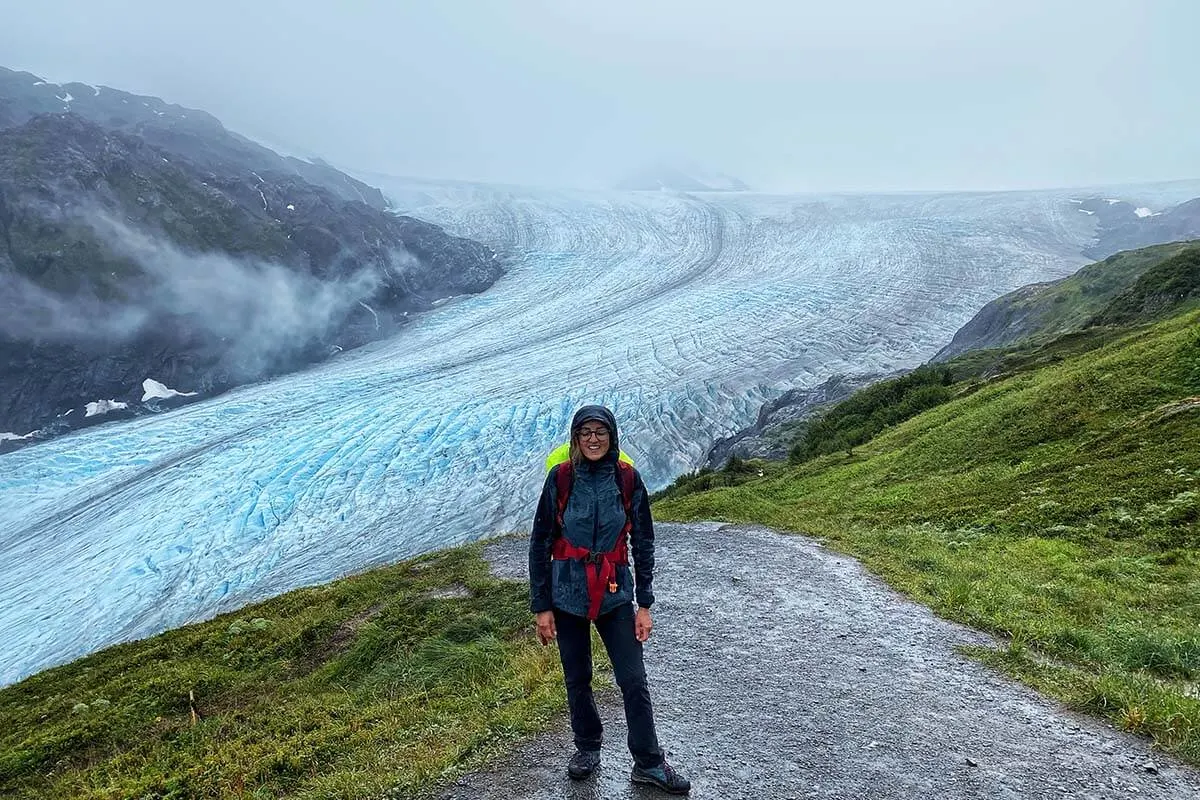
[528,405,691,794]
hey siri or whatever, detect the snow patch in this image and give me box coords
[1078,209,1095,215]
[141,379,198,402]
[286,203,295,211]
[258,190,269,211]
[1068,199,1083,204]
[84,400,128,418]
[56,92,74,104]
[1134,207,1159,218]
[0,431,34,442]
[251,172,264,184]
[1104,198,1120,205]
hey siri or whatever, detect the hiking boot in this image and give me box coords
[631,760,691,794]
[567,749,601,780]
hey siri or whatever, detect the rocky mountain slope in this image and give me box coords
[0,67,386,209]
[703,372,885,467]
[0,69,501,447]
[933,241,1200,361]
[1074,194,1200,259]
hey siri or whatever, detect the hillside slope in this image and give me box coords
[658,305,1200,763]
[935,241,1200,360]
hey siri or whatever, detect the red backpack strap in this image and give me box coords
[615,461,635,518]
[614,461,636,556]
[554,460,574,531]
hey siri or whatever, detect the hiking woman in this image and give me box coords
[528,405,690,794]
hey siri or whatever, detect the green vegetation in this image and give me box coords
[3,234,1197,793]
[650,455,784,504]
[1001,242,1197,335]
[788,366,953,463]
[1092,246,1200,327]
[0,545,564,799]
[943,241,1200,356]
[656,306,1200,764]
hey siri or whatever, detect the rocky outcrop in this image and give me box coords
[0,107,500,448]
[704,373,887,467]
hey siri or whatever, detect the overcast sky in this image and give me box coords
[1,1,1196,192]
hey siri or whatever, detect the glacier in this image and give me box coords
[3,180,1199,686]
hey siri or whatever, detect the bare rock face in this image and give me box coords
[0,69,502,446]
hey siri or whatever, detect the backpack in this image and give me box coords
[547,452,638,620]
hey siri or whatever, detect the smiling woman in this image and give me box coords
[527,404,691,793]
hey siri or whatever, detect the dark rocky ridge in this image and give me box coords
[703,373,886,467]
[0,77,502,449]
[0,67,387,210]
[1079,196,1200,260]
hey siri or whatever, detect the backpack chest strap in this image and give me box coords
[552,536,630,620]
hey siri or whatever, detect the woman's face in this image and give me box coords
[576,422,611,461]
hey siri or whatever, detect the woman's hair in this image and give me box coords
[568,422,610,467]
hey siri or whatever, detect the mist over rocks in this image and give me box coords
[0,73,502,447]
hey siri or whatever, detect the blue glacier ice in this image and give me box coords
[3,180,1199,685]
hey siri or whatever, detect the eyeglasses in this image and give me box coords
[578,428,610,440]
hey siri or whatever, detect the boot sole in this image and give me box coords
[630,773,691,794]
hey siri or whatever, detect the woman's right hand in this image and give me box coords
[535,610,557,645]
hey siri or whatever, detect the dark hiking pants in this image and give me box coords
[553,603,664,768]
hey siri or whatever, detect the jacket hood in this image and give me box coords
[571,404,620,464]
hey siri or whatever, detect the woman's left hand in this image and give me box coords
[635,606,653,642]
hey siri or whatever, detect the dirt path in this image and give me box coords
[444,522,1200,799]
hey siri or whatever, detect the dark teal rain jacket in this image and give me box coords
[528,406,656,618]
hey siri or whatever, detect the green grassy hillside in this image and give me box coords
[1092,246,1200,327]
[657,306,1200,763]
[0,546,562,799]
[935,241,1199,359]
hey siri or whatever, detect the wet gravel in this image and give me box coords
[443,523,1200,800]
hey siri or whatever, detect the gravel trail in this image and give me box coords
[443,522,1200,800]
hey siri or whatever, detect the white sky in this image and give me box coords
[1,0,1196,191]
